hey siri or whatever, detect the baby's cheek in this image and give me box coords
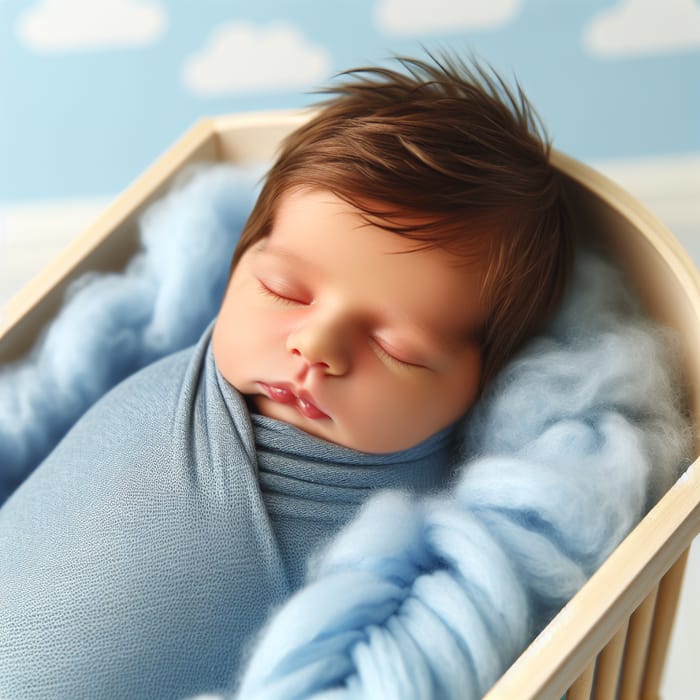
[452,344,482,397]
[212,322,238,383]
[213,307,257,380]
[420,358,481,425]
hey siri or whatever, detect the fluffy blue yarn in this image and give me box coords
[229,254,690,700]
[0,165,691,699]
[0,164,262,502]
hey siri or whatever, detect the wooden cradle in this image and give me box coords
[2,110,699,700]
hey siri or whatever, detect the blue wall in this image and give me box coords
[1,0,699,203]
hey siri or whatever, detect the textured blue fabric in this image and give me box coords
[253,414,454,587]
[0,326,457,699]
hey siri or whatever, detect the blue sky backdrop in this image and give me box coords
[1,0,699,204]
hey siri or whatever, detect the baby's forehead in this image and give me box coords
[267,189,478,266]
[274,185,488,255]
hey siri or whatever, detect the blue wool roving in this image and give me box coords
[0,164,263,502]
[229,254,691,700]
[0,164,691,699]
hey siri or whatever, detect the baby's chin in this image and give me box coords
[252,394,335,441]
[252,395,435,455]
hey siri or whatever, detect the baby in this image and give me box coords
[0,55,572,698]
[213,56,572,454]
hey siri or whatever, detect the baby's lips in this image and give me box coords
[258,382,330,419]
[295,393,329,420]
[265,383,295,403]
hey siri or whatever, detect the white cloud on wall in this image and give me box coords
[374,0,522,36]
[15,0,166,52]
[583,0,700,57]
[182,22,331,97]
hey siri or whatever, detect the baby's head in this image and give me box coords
[213,54,573,453]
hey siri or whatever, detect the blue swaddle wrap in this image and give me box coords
[0,165,692,699]
[0,324,456,698]
[0,330,287,698]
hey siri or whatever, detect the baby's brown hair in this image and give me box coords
[230,53,573,388]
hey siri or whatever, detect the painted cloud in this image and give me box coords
[374,0,522,35]
[584,0,700,57]
[182,22,331,97]
[15,0,166,52]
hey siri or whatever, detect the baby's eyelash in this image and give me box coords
[370,339,424,370]
[257,280,307,305]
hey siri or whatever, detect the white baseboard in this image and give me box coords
[0,197,109,307]
[592,152,700,237]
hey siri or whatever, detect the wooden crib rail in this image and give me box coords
[563,548,688,700]
[483,459,700,700]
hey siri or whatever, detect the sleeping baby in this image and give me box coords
[0,54,576,698]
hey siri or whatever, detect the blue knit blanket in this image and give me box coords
[0,165,691,699]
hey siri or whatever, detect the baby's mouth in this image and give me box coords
[258,382,329,420]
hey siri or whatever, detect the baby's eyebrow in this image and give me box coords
[256,243,314,270]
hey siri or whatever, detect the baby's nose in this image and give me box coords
[286,317,351,376]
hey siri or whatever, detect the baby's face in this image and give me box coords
[213,188,487,453]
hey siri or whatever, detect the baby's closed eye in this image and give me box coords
[369,337,428,370]
[256,278,311,306]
